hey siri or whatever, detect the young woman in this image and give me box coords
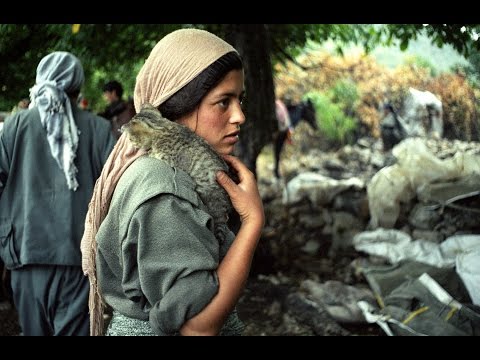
[81,28,265,336]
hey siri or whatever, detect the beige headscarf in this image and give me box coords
[81,28,238,336]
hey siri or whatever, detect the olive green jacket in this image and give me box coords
[96,156,236,335]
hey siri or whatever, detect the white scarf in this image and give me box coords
[30,52,84,190]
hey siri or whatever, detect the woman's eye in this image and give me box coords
[219,99,230,108]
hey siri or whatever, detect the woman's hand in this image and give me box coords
[181,155,264,336]
[216,155,264,227]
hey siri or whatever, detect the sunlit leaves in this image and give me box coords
[72,24,81,34]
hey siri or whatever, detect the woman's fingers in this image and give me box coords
[216,171,237,196]
[216,155,264,225]
[222,154,251,183]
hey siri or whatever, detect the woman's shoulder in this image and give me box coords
[118,156,200,206]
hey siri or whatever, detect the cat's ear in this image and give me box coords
[122,118,136,135]
[124,119,154,149]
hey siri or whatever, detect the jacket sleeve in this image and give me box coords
[122,193,220,335]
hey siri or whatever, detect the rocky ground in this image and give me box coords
[0,302,20,336]
[236,138,385,336]
[0,134,394,336]
[237,267,384,336]
[0,274,382,336]
[3,131,477,336]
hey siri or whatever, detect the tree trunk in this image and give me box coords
[224,24,277,176]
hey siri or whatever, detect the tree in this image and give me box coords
[223,24,277,175]
[217,24,480,175]
[218,24,366,174]
[0,24,181,111]
[384,24,480,55]
[1,24,479,174]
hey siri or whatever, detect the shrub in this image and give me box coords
[305,91,357,145]
[275,48,478,140]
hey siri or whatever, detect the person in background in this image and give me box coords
[18,98,30,110]
[77,93,90,111]
[275,97,294,142]
[0,51,116,336]
[99,80,135,139]
[81,28,265,336]
[10,98,30,114]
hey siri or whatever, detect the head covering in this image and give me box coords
[134,28,237,112]
[29,51,84,191]
[81,28,238,336]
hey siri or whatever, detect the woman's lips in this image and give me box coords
[224,131,240,144]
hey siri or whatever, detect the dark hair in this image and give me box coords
[68,89,81,99]
[159,51,243,121]
[103,80,124,99]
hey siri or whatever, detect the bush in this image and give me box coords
[404,54,437,77]
[328,78,360,117]
[305,91,357,145]
[275,48,478,141]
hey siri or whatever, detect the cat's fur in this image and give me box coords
[123,104,234,236]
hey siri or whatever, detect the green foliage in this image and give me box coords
[2,23,480,112]
[383,24,480,57]
[464,49,480,88]
[81,61,145,113]
[403,54,437,76]
[305,91,357,145]
[372,33,469,74]
[328,78,360,117]
[268,24,374,69]
[0,24,181,111]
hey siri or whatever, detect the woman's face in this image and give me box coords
[177,69,246,155]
